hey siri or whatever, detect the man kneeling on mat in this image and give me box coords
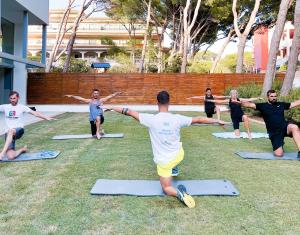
[241,89,300,158]
[104,91,228,208]
[0,91,55,161]
[65,89,121,139]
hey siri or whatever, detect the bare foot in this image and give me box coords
[96,132,101,140]
[21,146,28,153]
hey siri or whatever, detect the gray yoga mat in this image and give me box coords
[1,151,60,162]
[90,179,240,196]
[52,133,124,140]
[236,151,299,160]
[213,132,268,139]
[192,123,232,127]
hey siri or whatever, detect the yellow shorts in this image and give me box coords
[157,148,184,177]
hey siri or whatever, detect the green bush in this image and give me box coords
[224,80,300,121]
[281,88,300,122]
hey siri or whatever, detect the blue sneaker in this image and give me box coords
[297,151,300,160]
[171,166,179,176]
[176,184,195,208]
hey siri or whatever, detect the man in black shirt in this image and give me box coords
[242,89,300,158]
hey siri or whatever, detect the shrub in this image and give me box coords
[281,88,300,122]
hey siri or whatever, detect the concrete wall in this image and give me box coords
[16,0,49,24]
[13,23,27,104]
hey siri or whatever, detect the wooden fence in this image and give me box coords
[27,73,285,104]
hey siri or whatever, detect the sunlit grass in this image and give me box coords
[0,112,299,234]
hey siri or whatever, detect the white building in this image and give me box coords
[0,0,49,104]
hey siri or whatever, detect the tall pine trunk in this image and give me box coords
[261,0,293,96]
[281,0,300,95]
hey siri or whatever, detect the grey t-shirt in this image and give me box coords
[89,100,103,121]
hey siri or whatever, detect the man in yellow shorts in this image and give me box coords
[105,91,227,208]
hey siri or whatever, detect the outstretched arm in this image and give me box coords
[240,97,262,102]
[192,116,230,126]
[186,96,205,100]
[104,106,139,121]
[290,100,300,109]
[29,110,56,121]
[64,95,90,103]
[214,95,229,99]
[240,101,257,109]
[205,99,229,104]
[100,92,122,103]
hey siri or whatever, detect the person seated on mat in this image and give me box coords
[65,89,122,139]
[104,90,229,208]
[240,89,300,158]
[205,89,260,139]
[0,91,55,161]
[187,88,228,120]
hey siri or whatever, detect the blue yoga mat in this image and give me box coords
[90,179,240,196]
[213,132,268,139]
[1,151,60,162]
[235,151,299,160]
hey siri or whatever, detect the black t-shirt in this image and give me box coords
[229,98,244,119]
[205,95,215,112]
[255,102,291,134]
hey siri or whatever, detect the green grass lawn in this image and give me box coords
[0,112,300,235]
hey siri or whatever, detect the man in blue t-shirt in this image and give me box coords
[242,89,300,158]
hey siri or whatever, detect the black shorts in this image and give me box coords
[205,108,216,118]
[231,115,243,130]
[269,123,292,151]
[5,128,24,150]
[90,115,104,136]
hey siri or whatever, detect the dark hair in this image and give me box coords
[93,89,99,92]
[206,88,211,92]
[157,91,170,104]
[9,91,19,97]
[267,89,276,96]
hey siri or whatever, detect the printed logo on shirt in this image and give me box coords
[163,122,170,126]
[7,110,18,119]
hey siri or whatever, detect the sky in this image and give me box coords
[49,0,253,57]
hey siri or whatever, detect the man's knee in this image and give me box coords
[289,124,299,133]
[6,151,15,160]
[242,115,248,121]
[7,129,15,136]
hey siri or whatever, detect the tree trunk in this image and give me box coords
[139,0,152,73]
[46,1,73,72]
[235,35,247,73]
[281,0,300,95]
[261,0,293,96]
[210,30,234,73]
[181,0,202,73]
[232,0,261,73]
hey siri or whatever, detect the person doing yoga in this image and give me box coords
[0,91,55,160]
[104,91,229,208]
[241,89,300,158]
[205,89,260,139]
[65,89,121,139]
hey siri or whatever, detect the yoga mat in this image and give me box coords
[90,179,239,196]
[192,123,232,127]
[212,132,268,139]
[52,133,124,140]
[235,151,299,160]
[1,151,60,162]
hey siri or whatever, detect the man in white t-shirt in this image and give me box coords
[105,91,228,208]
[0,91,55,160]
